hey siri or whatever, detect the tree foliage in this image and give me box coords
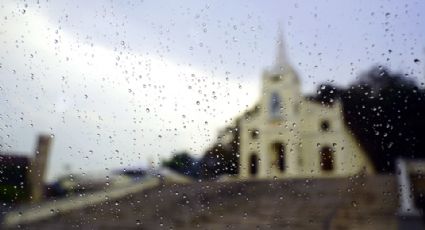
[315,66,425,172]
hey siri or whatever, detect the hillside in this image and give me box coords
[12,175,399,230]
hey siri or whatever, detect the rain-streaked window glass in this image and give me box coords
[0,0,425,229]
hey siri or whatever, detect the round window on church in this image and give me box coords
[272,75,281,82]
[321,120,330,132]
[250,129,260,139]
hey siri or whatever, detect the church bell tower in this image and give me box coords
[261,26,301,122]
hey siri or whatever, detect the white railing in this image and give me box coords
[396,158,421,216]
[3,177,160,227]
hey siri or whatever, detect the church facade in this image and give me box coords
[239,32,374,179]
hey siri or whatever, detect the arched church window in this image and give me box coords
[271,142,285,172]
[249,154,258,175]
[269,92,282,119]
[320,146,334,171]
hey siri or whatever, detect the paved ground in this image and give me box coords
[7,175,398,229]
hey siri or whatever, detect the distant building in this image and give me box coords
[239,30,374,179]
[0,134,52,202]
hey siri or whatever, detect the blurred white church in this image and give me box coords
[237,29,374,179]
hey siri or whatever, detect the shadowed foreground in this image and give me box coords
[14,175,397,230]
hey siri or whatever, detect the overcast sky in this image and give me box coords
[0,0,424,181]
